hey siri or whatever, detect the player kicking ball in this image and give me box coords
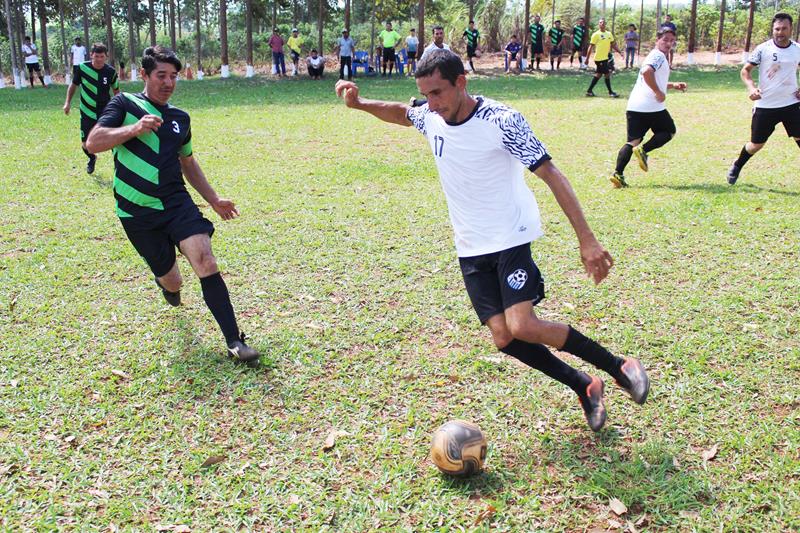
[611,28,687,188]
[85,47,259,363]
[334,50,649,432]
[726,13,800,185]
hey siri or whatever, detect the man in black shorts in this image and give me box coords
[611,28,687,188]
[585,18,623,98]
[570,17,588,68]
[85,46,259,363]
[548,20,566,70]
[463,20,480,73]
[726,13,800,185]
[335,50,650,432]
[529,14,545,70]
[63,43,119,174]
[22,36,47,88]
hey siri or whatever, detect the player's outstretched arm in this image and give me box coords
[180,155,239,221]
[534,161,614,284]
[335,80,412,126]
[63,83,77,114]
[85,114,163,153]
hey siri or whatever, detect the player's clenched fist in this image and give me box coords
[136,114,163,134]
[335,80,360,108]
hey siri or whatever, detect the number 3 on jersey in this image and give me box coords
[433,135,444,157]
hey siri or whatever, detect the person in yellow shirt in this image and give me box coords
[287,28,304,76]
[585,18,624,98]
[378,22,401,77]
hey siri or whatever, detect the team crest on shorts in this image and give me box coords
[507,269,528,290]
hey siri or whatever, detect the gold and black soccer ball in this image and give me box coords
[430,420,487,476]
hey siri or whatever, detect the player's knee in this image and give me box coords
[506,313,541,341]
[195,251,218,275]
[491,328,514,350]
[748,142,765,153]
[159,272,182,293]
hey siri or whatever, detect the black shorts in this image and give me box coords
[459,242,546,324]
[382,47,396,62]
[750,103,800,144]
[120,201,215,278]
[407,50,417,60]
[467,46,477,58]
[551,46,563,56]
[26,62,41,73]
[595,60,610,74]
[80,114,97,141]
[72,64,81,79]
[532,43,544,55]
[626,110,676,142]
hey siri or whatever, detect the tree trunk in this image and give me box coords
[245,0,253,66]
[584,0,590,43]
[317,0,323,52]
[194,0,201,71]
[744,0,755,53]
[177,0,181,39]
[292,0,297,27]
[128,0,136,77]
[370,0,375,58]
[344,0,350,30]
[169,0,176,49]
[469,0,474,21]
[688,0,697,53]
[104,0,114,65]
[716,0,725,53]
[638,0,643,57]
[523,0,529,58]
[418,0,424,51]
[149,0,156,45]
[30,0,35,41]
[163,0,167,34]
[57,0,68,80]
[82,0,89,45]
[220,0,228,66]
[38,0,49,78]
[656,0,662,29]
[611,0,616,35]
[4,0,21,87]
[272,0,277,29]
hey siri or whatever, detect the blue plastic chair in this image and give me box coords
[353,51,370,75]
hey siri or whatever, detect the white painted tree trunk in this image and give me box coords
[221,65,230,78]
[246,65,255,77]
[714,51,721,65]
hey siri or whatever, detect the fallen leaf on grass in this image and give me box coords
[288,494,301,505]
[634,514,648,527]
[473,504,496,526]
[701,444,719,464]
[609,497,628,516]
[679,510,700,520]
[105,523,119,533]
[322,430,350,451]
[200,455,226,468]
[110,369,131,380]
[64,435,76,444]
[607,518,623,529]
[88,488,110,499]
[156,526,191,533]
[626,520,638,533]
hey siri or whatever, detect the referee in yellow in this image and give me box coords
[585,18,624,98]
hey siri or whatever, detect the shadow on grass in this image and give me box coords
[543,435,712,526]
[92,173,112,189]
[641,182,800,197]
[438,468,509,498]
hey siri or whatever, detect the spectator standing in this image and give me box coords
[269,27,287,77]
[22,36,46,88]
[287,28,304,76]
[336,29,356,80]
[406,28,419,75]
[624,25,639,68]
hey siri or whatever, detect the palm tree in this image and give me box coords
[523,0,530,59]
[220,0,229,76]
[149,0,157,45]
[743,0,756,63]
[128,0,136,79]
[610,0,616,34]
[194,0,202,75]
[687,0,697,64]
[317,0,324,53]
[344,0,350,30]
[38,0,50,84]
[245,0,253,76]
[58,0,68,81]
[177,0,181,39]
[715,0,726,65]
[104,0,115,65]
[4,0,22,88]
[418,0,425,52]
[82,0,89,44]
[169,0,177,50]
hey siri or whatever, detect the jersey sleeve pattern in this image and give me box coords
[96,93,127,128]
[646,50,666,70]
[475,101,551,171]
[748,44,762,65]
[406,104,429,136]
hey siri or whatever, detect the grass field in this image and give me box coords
[1,67,799,531]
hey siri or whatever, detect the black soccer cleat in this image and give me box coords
[585,91,596,97]
[726,164,741,185]
[86,155,97,174]
[578,374,606,432]
[155,277,181,307]
[615,357,650,405]
[227,332,260,362]
[609,91,620,98]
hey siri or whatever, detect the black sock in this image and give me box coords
[82,147,95,160]
[200,272,240,344]
[733,145,754,169]
[500,339,590,395]
[604,77,613,93]
[615,143,633,174]
[796,139,800,150]
[536,59,541,69]
[588,76,599,91]
[642,131,672,153]
[561,326,624,378]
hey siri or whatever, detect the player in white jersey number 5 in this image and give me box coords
[334,49,650,433]
[727,13,800,185]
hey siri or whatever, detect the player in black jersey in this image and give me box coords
[529,14,546,70]
[63,43,119,174]
[570,18,588,68]
[548,20,566,70]
[85,46,260,363]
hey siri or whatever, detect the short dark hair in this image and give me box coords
[629,24,637,30]
[141,45,182,75]
[91,43,108,54]
[415,49,464,85]
[511,34,518,39]
[469,20,475,24]
[75,37,81,41]
[773,12,793,26]
[656,27,676,38]
[555,20,561,24]
[432,25,444,34]
[311,48,318,53]
[24,35,31,41]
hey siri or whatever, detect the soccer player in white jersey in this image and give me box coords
[611,28,687,188]
[334,50,649,432]
[727,13,800,185]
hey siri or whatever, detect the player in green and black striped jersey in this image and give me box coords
[462,20,480,72]
[85,46,260,363]
[529,14,545,70]
[63,43,119,174]
[570,18,588,68]
[549,20,566,70]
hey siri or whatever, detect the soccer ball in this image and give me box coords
[430,420,487,476]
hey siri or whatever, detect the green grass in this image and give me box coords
[1,66,798,531]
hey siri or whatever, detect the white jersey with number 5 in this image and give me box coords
[747,39,800,109]
[406,97,551,258]
[627,48,670,113]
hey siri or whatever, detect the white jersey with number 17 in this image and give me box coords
[747,39,800,109]
[406,97,551,258]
